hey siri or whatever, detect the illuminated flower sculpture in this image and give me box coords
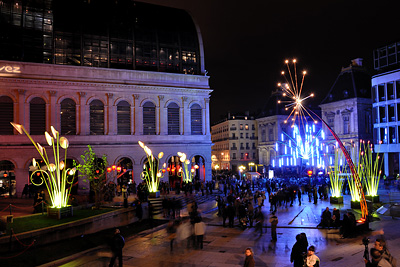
[177,152,195,183]
[138,141,166,193]
[329,148,345,199]
[360,140,383,198]
[11,123,75,208]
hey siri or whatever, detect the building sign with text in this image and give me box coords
[0,65,21,74]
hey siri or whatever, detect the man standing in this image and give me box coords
[109,228,125,267]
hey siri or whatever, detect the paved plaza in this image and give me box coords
[26,185,399,267]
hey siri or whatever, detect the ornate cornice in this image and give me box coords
[0,77,213,94]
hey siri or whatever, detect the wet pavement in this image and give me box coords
[2,185,400,267]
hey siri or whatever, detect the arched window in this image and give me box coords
[30,97,46,135]
[90,100,104,135]
[0,96,13,135]
[167,102,180,135]
[117,101,131,135]
[190,104,202,135]
[143,101,156,135]
[60,98,76,135]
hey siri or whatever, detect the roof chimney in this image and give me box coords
[351,58,363,67]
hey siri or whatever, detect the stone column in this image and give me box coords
[14,167,29,197]
[48,90,57,130]
[158,95,166,135]
[133,94,142,135]
[132,164,144,185]
[15,89,26,128]
[78,92,87,135]
[204,97,210,135]
[106,93,115,135]
[182,97,190,135]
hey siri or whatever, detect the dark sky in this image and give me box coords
[139,0,400,124]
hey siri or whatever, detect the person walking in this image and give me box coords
[269,212,278,241]
[194,216,206,249]
[109,228,125,267]
[244,247,255,267]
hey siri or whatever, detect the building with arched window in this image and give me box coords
[0,0,212,196]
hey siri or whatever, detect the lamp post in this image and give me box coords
[214,164,220,177]
[248,162,255,172]
[238,165,246,179]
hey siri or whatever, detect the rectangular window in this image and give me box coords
[389,126,396,144]
[388,82,394,100]
[343,115,350,134]
[241,153,244,159]
[245,124,249,130]
[143,106,156,135]
[252,124,255,130]
[253,153,256,159]
[117,104,131,135]
[240,124,243,130]
[240,133,243,138]
[373,86,378,103]
[378,84,385,101]
[232,153,236,160]
[246,133,249,138]
[327,116,335,131]
[379,106,386,123]
[269,129,273,141]
[397,81,400,99]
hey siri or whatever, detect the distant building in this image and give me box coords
[319,58,373,166]
[0,0,212,196]
[372,42,400,176]
[211,114,258,172]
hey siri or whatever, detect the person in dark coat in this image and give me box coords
[332,208,341,228]
[134,200,143,221]
[244,247,255,267]
[227,203,236,228]
[291,234,307,267]
[320,207,332,228]
[109,228,125,267]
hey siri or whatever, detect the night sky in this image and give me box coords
[139,0,400,124]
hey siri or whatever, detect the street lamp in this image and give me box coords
[238,165,246,179]
[248,162,255,172]
[214,164,220,177]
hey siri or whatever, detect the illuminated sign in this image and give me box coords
[0,65,21,73]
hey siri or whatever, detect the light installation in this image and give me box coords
[274,124,329,169]
[11,123,75,208]
[329,148,346,198]
[277,59,368,220]
[138,141,166,193]
[358,140,383,197]
[177,152,195,183]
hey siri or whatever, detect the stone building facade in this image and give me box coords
[0,1,212,196]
